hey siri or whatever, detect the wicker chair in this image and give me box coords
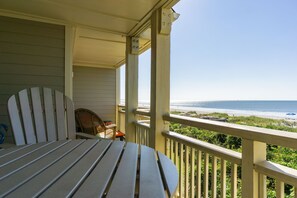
[75,108,117,139]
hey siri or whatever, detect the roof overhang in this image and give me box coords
[0,0,179,69]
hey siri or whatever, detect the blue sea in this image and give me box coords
[170,101,297,120]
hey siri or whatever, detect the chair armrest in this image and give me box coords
[105,124,116,129]
[76,132,98,139]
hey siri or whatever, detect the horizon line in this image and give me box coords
[119,99,297,103]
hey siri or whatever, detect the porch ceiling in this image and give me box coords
[0,0,178,68]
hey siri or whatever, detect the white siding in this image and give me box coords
[0,16,65,144]
[73,66,116,123]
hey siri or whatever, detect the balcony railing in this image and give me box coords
[163,131,241,198]
[118,105,125,133]
[164,114,297,198]
[118,105,151,146]
[135,121,150,146]
[118,105,297,198]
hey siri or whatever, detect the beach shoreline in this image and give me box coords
[170,106,297,121]
[134,102,297,121]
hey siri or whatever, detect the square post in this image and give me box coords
[150,8,172,153]
[64,25,75,99]
[242,139,266,198]
[125,36,139,142]
[115,68,120,130]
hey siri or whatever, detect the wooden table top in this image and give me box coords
[0,139,178,198]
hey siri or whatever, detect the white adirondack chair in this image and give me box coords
[8,87,95,145]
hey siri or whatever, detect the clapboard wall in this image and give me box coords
[73,66,116,123]
[0,16,65,144]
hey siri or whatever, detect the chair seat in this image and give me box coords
[96,128,114,139]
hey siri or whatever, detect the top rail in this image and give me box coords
[135,109,151,117]
[118,105,125,113]
[118,109,125,113]
[163,131,242,164]
[164,114,297,150]
[255,161,297,186]
[117,105,150,117]
[134,121,150,129]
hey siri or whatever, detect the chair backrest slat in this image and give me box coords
[55,90,66,140]
[31,87,47,143]
[66,97,76,140]
[44,88,57,141]
[8,87,76,145]
[18,89,36,144]
[8,96,26,145]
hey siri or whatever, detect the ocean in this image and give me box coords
[170,100,297,120]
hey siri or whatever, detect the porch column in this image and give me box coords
[125,37,139,142]
[64,25,75,99]
[115,68,120,130]
[242,139,266,197]
[150,8,172,153]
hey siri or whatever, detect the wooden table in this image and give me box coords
[0,139,178,198]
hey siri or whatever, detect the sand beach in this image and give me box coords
[170,105,297,121]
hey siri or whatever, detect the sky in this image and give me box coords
[121,0,297,102]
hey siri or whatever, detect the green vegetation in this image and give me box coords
[170,111,297,197]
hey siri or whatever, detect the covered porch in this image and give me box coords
[0,0,176,144]
[1,0,297,197]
